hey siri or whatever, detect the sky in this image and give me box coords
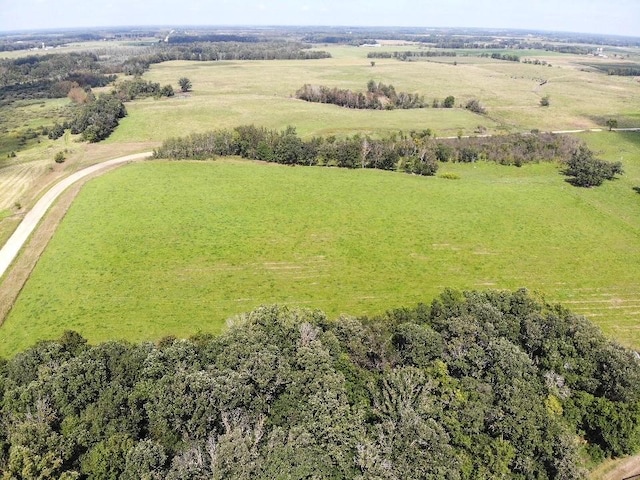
[0,0,638,37]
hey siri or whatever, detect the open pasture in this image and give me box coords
[1,130,639,356]
[105,44,640,145]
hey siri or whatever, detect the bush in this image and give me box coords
[54,151,65,163]
[178,77,192,92]
[48,123,65,140]
[438,172,460,180]
[565,145,623,187]
[540,95,550,107]
[465,98,486,114]
[443,95,455,108]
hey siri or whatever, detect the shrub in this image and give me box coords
[54,151,65,163]
[443,95,455,108]
[438,172,460,180]
[565,145,623,187]
[48,123,65,140]
[178,77,192,92]
[465,99,487,114]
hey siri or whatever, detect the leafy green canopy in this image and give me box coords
[153,125,591,178]
[1,289,639,478]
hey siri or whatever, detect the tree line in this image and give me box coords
[153,125,439,176]
[295,81,428,110]
[152,124,619,186]
[367,50,458,60]
[1,289,639,478]
[483,52,521,62]
[120,42,331,76]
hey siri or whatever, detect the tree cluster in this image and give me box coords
[564,145,623,187]
[69,94,127,143]
[464,98,487,114]
[1,289,639,478]
[481,52,520,62]
[295,81,427,110]
[523,58,551,66]
[153,126,439,176]
[113,78,174,101]
[367,50,458,60]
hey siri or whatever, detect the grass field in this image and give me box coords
[2,44,638,218]
[104,45,640,145]
[1,130,638,357]
[1,43,640,357]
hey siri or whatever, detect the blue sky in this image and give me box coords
[1,0,638,36]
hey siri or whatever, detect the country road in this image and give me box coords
[0,152,152,280]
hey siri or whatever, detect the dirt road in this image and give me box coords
[0,152,152,280]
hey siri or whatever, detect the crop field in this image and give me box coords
[1,129,639,357]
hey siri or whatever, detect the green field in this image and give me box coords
[1,130,639,357]
[2,43,640,357]
[104,45,640,144]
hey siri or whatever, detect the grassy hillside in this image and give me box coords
[105,46,640,145]
[2,131,639,356]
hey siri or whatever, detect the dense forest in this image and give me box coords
[0,43,330,104]
[153,125,622,186]
[1,289,639,478]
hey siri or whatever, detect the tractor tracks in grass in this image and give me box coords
[0,152,152,326]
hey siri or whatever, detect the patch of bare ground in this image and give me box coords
[590,454,640,480]
[0,161,130,326]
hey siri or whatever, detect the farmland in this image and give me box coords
[1,36,640,356]
[1,25,640,478]
[106,45,640,144]
[1,128,639,356]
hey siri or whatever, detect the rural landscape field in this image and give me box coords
[1,15,640,479]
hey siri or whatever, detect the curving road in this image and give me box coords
[0,152,152,280]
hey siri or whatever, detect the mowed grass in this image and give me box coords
[106,45,640,145]
[2,132,639,356]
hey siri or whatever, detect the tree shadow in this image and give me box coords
[633,186,640,194]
